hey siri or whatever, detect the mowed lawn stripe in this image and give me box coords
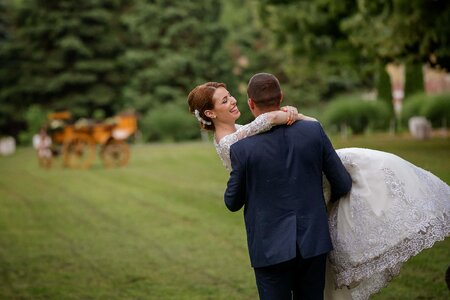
[0,146,254,299]
[0,137,449,299]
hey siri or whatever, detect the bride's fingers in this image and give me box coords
[288,107,298,125]
[287,110,293,125]
[281,106,299,125]
[289,108,297,124]
[296,113,305,121]
[290,112,297,124]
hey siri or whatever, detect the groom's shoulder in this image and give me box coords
[231,128,268,151]
[290,120,323,132]
[230,134,252,151]
[286,121,326,142]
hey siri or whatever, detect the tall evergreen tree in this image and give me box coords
[11,0,127,118]
[341,0,450,70]
[120,0,233,114]
[257,0,372,103]
[1,0,237,142]
[0,0,7,41]
[0,0,23,136]
[219,0,285,122]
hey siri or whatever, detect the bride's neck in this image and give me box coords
[214,122,237,142]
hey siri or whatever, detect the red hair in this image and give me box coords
[187,82,226,131]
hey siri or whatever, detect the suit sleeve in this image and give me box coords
[320,125,352,202]
[224,144,247,212]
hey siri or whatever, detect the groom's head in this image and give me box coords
[247,73,282,117]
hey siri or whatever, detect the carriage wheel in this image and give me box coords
[63,134,96,169]
[101,139,130,168]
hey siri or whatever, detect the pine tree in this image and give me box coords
[0,0,22,136]
[404,63,423,98]
[12,0,127,118]
[120,0,233,114]
[1,0,236,142]
[0,0,7,42]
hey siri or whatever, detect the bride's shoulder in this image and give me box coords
[215,132,237,149]
[235,124,244,130]
[215,125,242,144]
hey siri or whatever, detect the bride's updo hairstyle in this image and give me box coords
[187,82,226,131]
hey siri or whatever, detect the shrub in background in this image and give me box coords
[401,93,428,125]
[18,105,48,145]
[422,93,450,127]
[140,103,200,142]
[323,97,391,134]
[401,93,450,128]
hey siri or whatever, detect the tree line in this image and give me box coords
[1,0,449,143]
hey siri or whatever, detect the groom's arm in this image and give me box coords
[320,126,352,202]
[224,144,246,212]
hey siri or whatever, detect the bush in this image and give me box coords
[401,93,428,125]
[422,93,450,127]
[401,93,450,128]
[323,97,391,134]
[18,105,48,145]
[140,103,201,142]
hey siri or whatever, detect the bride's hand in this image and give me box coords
[297,114,318,122]
[281,106,298,125]
[269,106,316,126]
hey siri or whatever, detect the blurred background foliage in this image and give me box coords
[323,96,391,135]
[0,0,449,143]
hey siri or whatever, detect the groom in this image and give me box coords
[224,73,352,299]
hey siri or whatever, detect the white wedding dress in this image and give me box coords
[214,114,450,300]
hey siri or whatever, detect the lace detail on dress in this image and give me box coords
[349,217,449,300]
[214,113,272,171]
[328,151,450,299]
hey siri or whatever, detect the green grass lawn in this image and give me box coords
[0,135,449,299]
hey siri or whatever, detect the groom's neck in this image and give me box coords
[253,106,280,118]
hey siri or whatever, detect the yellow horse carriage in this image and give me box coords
[47,111,137,169]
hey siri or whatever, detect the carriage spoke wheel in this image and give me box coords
[101,139,130,168]
[63,134,96,169]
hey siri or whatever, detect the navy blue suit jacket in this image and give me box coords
[224,121,352,268]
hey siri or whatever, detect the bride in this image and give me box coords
[187,81,450,299]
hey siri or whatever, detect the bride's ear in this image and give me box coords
[204,110,215,119]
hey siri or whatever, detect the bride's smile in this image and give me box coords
[208,86,241,123]
[229,104,239,115]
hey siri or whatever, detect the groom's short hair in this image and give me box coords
[247,73,282,108]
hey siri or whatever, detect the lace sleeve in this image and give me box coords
[214,113,272,171]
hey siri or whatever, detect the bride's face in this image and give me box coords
[209,87,241,123]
